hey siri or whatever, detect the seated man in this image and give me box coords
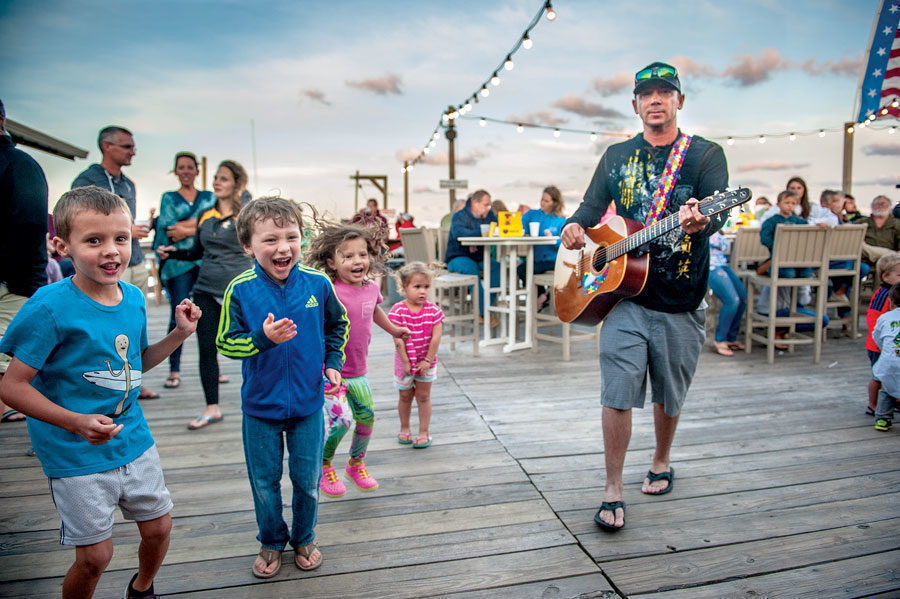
[859,195,900,264]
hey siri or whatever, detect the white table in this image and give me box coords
[458,235,559,352]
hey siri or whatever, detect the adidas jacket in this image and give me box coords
[216,262,349,420]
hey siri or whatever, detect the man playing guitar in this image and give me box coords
[560,62,728,531]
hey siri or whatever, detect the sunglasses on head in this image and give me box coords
[635,66,678,81]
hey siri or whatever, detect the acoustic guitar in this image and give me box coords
[553,187,752,326]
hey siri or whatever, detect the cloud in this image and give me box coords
[668,56,718,79]
[507,110,567,127]
[862,142,900,156]
[413,185,441,194]
[722,48,786,86]
[797,55,864,77]
[395,149,486,166]
[503,180,549,189]
[591,72,633,96]
[551,95,626,119]
[300,88,331,105]
[854,175,900,186]
[737,161,811,172]
[346,73,402,95]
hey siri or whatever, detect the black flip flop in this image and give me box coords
[1,409,25,423]
[593,500,625,532]
[642,467,675,495]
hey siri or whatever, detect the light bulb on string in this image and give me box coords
[423,147,430,155]
[890,127,896,134]
[545,1,556,20]
[846,126,854,134]
[553,128,561,138]
[882,108,889,116]
[491,73,501,86]
[517,123,524,133]
[442,113,449,123]
[869,113,877,121]
[818,130,826,137]
[727,137,734,146]
[758,135,766,144]
[480,86,490,97]
[448,109,458,120]
[433,131,440,140]
[859,121,867,129]
[893,99,899,108]
[589,132,597,142]
[522,34,533,49]
[789,133,796,141]
[479,118,487,127]
[504,55,514,70]
[464,101,472,113]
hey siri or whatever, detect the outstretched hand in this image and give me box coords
[72,413,123,445]
[174,299,202,334]
[263,313,297,344]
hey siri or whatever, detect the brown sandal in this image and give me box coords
[294,542,323,571]
[252,547,282,579]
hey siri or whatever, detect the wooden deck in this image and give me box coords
[1,300,898,598]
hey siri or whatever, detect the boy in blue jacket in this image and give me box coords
[216,197,348,579]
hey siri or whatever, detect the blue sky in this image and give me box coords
[3,0,897,225]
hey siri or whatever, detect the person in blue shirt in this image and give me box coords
[760,189,812,278]
[216,197,348,579]
[0,186,201,599]
[519,185,567,310]
[152,152,216,389]
[445,189,499,318]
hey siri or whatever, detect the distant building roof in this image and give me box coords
[6,119,88,161]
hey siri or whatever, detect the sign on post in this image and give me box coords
[439,179,468,190]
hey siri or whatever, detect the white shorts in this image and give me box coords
[49,445,172,546]
[394,365,437,390]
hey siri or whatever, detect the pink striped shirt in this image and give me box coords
[388,301,444,376]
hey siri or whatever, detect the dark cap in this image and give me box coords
[633,62,682,95]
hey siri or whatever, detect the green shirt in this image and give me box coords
[859,215,900,251]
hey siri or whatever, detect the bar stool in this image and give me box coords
[531,272,600,361]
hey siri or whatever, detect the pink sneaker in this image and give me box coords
[345,461,379,492]
[319,465,346,498]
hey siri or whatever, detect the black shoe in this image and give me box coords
[125,573,159,599]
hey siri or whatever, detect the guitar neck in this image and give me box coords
[605,211,683,262]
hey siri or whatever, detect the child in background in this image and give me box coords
[389,262,444,448]
[760,189,811,278]
[216,197,348,578]
[871,283,900,431]
[865,253,900,415]
[305,224,410,497]
[0,187,201,599]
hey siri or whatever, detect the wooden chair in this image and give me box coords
[745,226,829,364]
[531,272,600,361]
[399,228,479,355]
[824,224,867,339]
[729,227,769,284]
[437,228,449,263]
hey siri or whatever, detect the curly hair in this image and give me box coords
[393,261,438,289]
[304,223,389,282]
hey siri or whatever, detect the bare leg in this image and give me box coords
[642,403,679,494]
[398,388,414,435]
[414,381,433,438]
[131,514,172,592]
[62,539,113,599]
[869,379,880,412]
[598,406,631,527]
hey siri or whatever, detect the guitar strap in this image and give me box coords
[644,132,692,226]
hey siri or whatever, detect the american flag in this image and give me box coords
[856,0,900,122]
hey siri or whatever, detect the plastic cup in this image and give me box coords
[529,222,540,236]
[480,224,490,236]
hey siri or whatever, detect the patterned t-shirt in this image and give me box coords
[388,301,445,377]
[567,132,729,313]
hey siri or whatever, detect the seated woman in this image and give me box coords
[707,231,746,356]
[518,185,567,310]
[446,190,499,319]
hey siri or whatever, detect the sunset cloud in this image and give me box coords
[507,110,567,127]
[551,95,626,119]
[346,74,402,95]
[737,161,811,172]
[300,88,331,105]
[395,149,486,166]
[862,142,900,156]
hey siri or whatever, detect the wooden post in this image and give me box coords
[201,156,207,190]
[446,107,457,212]
[353,169,360,213]
[403,160,409,213]
[842,121,854,195]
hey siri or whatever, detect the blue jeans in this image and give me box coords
[778,267,813,278]
[708,266,747,342]
[447,255,500,316]
[163,267,198,373]
[242,411,324,551]
[775,307,829,332]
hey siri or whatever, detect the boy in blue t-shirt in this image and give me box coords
[216,197,348,579]
[760,189,812,278]
[0,186,201,599]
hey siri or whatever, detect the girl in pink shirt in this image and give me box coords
[305,225,409,497]
[388,262,444,448]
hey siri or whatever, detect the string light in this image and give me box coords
[893,99,899,108]
[727,137,734,146]
[589,132,597,142]
[847,125,854,134]
[517,123,524,133]
[758,135,766,144]
[818,130,826,137]
[553,128,560,138]
[890,127,897,134]
[789,133,796,141]
[479,118,487,127]
[545,1,556,20]
[406,0,554,169]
